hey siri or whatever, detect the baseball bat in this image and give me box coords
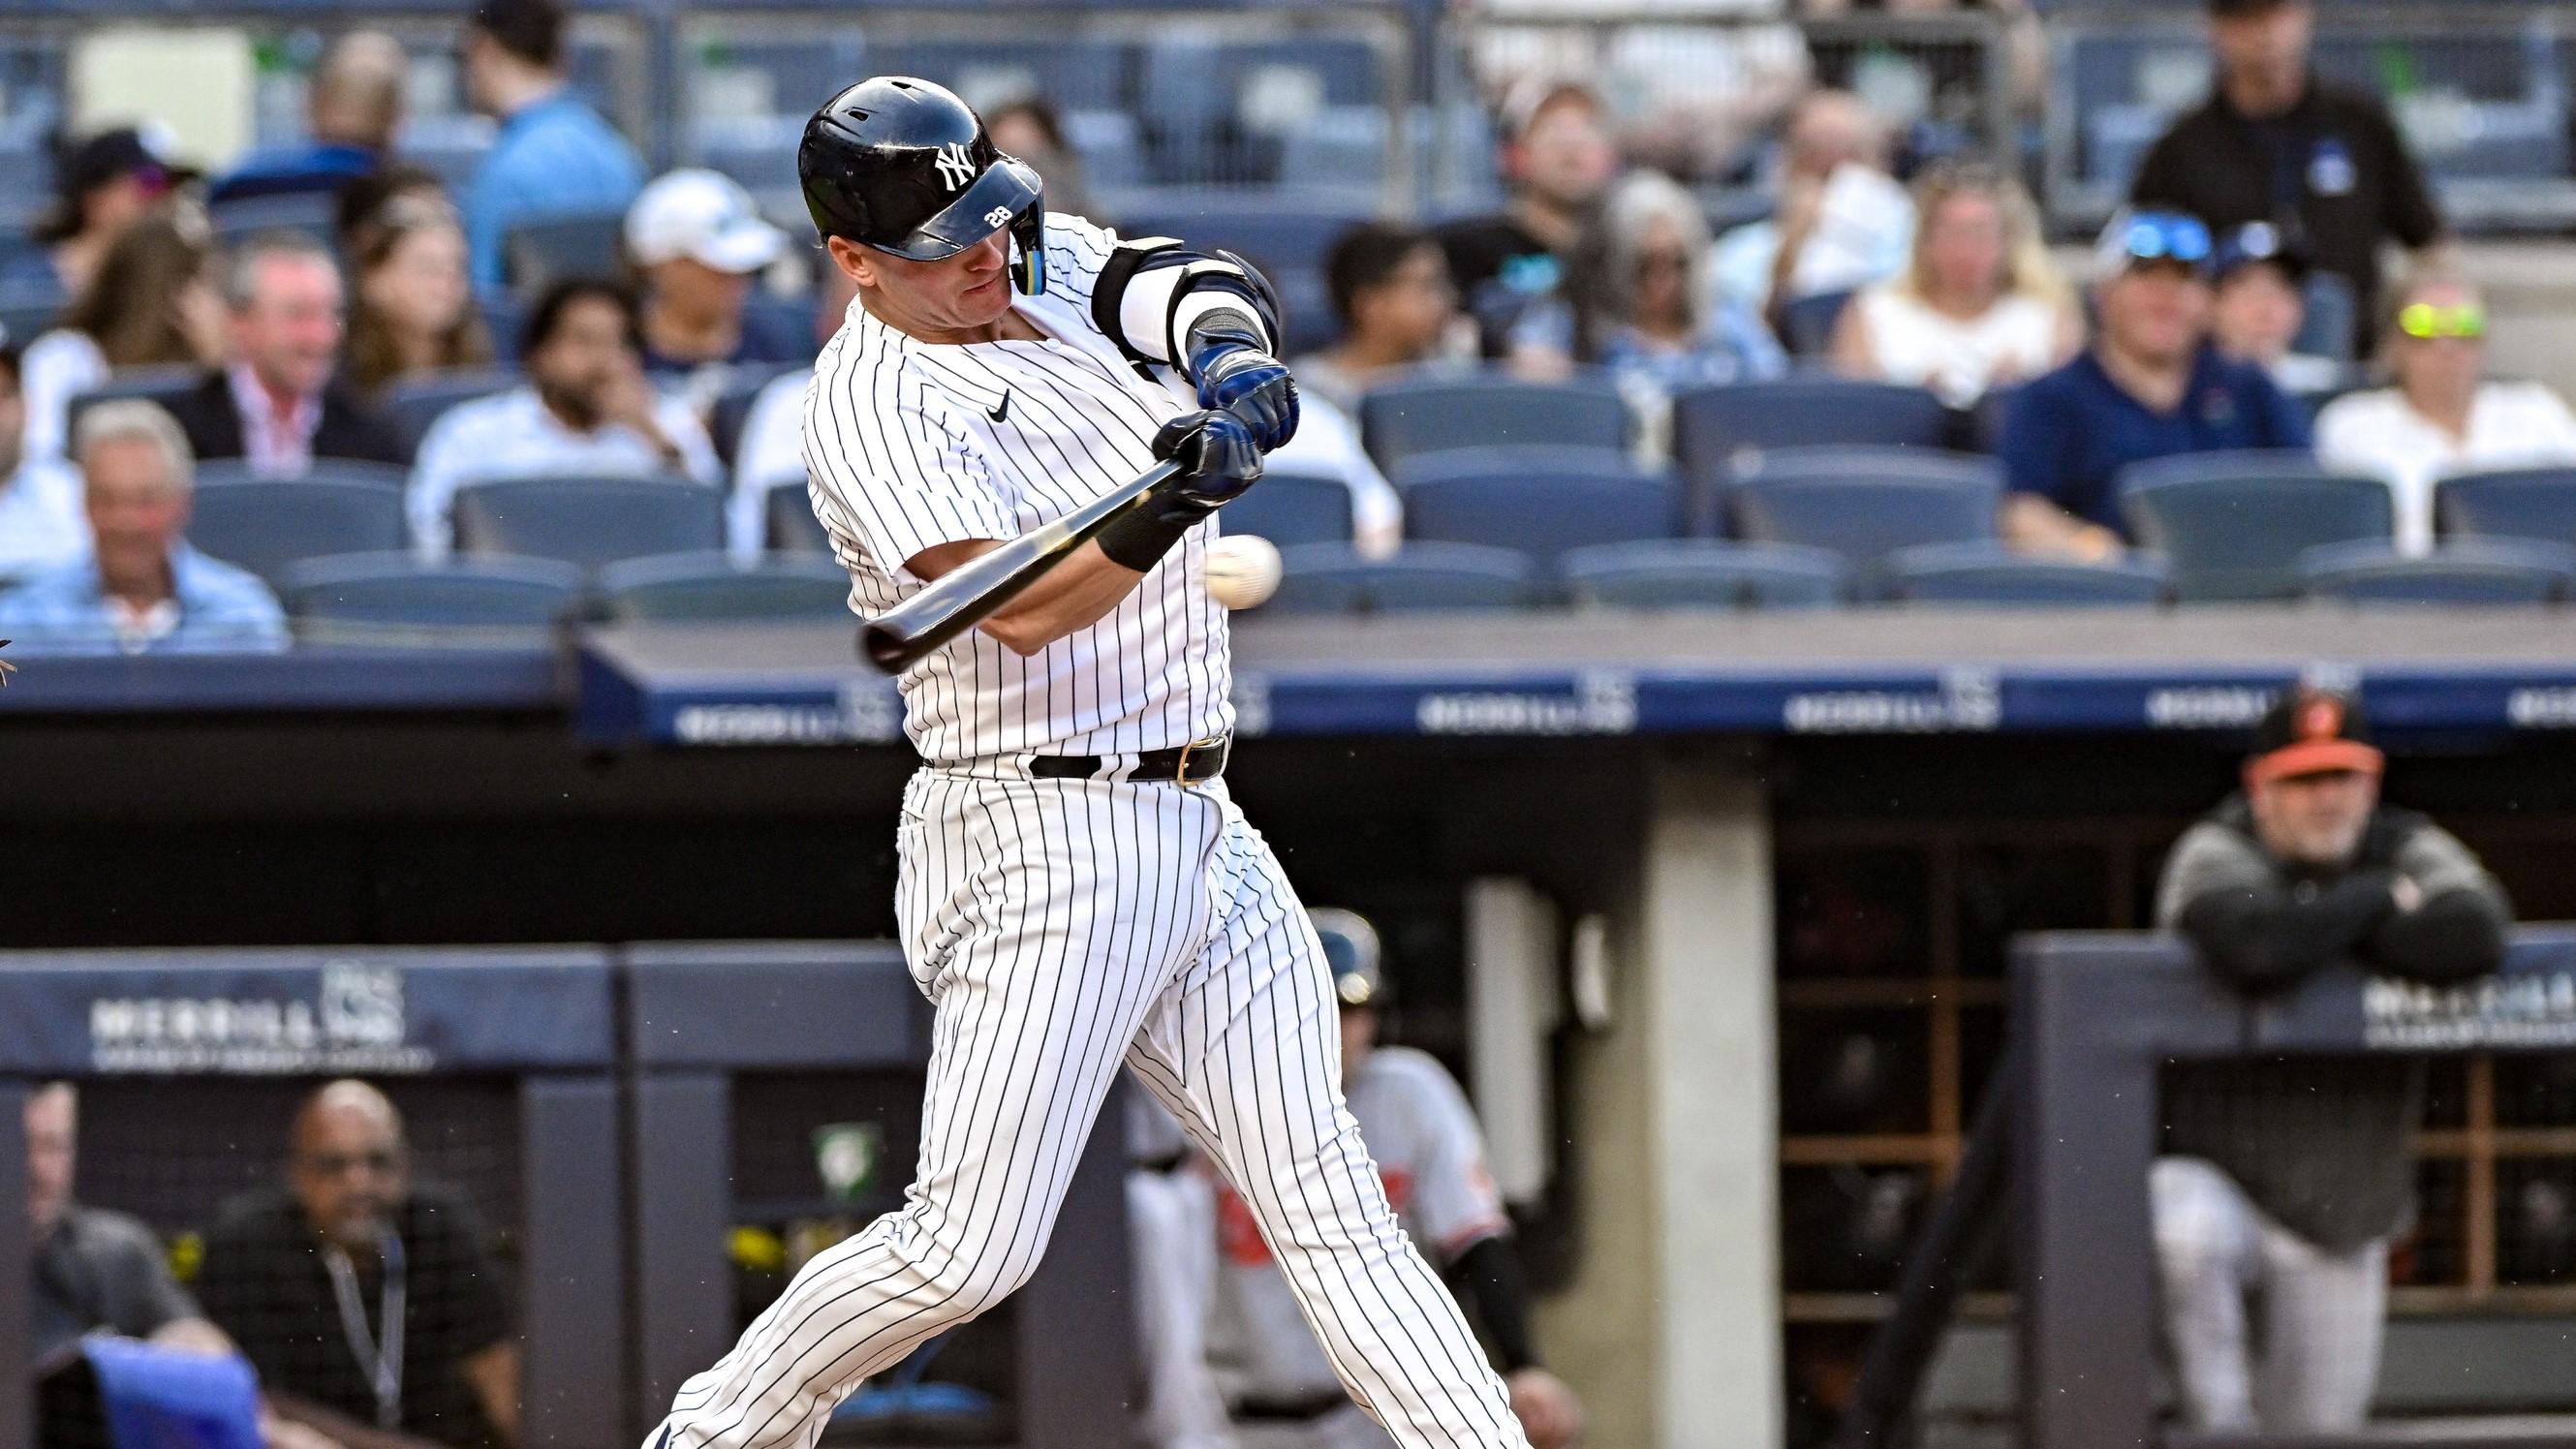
[861,457,1186,673]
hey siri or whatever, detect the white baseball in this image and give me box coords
[1204,534,1284,610]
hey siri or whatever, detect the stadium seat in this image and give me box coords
[711,364,805,468]
[1218,471,1356,549]
[207,191,338,249]
[597,551,854,621]
[1268,541,1535,614]
[451,477,728,570]
[1726,447,2002,583]
[503,211,627,296]
[186,470,411,584]
[2295,271,2359,361]
[280,552,582,637]
[65,367,202,439]
[1112,190,1371,278]
[1886,541,2171,607]
[1394,448,1680,573]
[767,480,830,554]
[2118,452,2395,601]
[1356,373,1630,474]
[381,368,521,457]
[2437,465,2576,546]
[1780,291,1856,358]
[1671,377,1953,484]
[0,280,65,346]
[2298,539,2576,605]
[1560,540,1847,609]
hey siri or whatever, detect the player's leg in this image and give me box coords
[2148,1156,2264,1432]
[2250,1223,2386,1432]
[651,773,1222,1449]
[1127,787,1527,1449]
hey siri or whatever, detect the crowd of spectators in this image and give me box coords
[6,0,2576,655]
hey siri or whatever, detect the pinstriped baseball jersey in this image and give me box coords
[800,210,1231,761]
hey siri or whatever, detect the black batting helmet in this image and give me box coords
[798,76,1046,294]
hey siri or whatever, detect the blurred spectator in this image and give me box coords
[985,96,1098,226]
[198,1080,518,1449]
[1512,170,1786,399]
[1295,222,1469,411]
[209,32,407,206]
[1713,90,1914,327]
[8,126,193,297]
[2129,0,2442,351]
[1257,393,1405,560]
[2316,270,2576,557]
[0,401,287,655]
[1828,160,2076,408]
[346,200,494,396]
[1436,79,1618,355]
[161,233,405,477]
[411,277,718,555]
[0,346,87,582]
[625,170,798,385]
[2154,686,2506,1434]
[22,206,226,466]
[337,165,454,262]
[26,1081,234,1367]
[2208,222,2343,395]
[1999,211,2310,558]
[460,0,645,291]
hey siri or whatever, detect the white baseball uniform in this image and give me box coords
[645,211,1527,1449]
[1209,1048,1516,1448]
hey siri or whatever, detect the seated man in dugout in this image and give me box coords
[2152,686,2510,1434]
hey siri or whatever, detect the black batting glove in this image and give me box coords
[1151,409,1264,512]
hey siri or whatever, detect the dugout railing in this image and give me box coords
[0,945,625,1449]
[623,940,1133,1447]
[2017,927,2576,1449]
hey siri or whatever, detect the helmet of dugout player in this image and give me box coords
[798,76,1046,294]
[1311,908,1387,1010]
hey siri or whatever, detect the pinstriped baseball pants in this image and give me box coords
[648,768,1528,1449]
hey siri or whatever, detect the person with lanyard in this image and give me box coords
[195,1081,519,1449]
[2127,0,2444,352]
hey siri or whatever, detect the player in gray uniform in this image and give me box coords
[643,78,1530,1449]
[1204,911,1587,1449]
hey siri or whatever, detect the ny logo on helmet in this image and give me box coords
[934,143,976,191]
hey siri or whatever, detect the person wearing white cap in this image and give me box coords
[625,169,805,383]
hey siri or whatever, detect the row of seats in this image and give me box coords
[278,549,851,642]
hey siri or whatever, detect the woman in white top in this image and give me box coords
[1829,161,2077,409]
[20,203,225,464]
[2316,270,2576,556]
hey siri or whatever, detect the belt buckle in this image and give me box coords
[1174,736,1219,786]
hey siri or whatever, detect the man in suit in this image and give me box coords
[162,231,407,477]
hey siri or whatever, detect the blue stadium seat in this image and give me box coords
[1780,291,1856,358]
[1560,540,1847,609]
[280,552,582,635]
[2298,539,2576,605]
[1395,448,1679,572]
[451,477,728,570]
[710,363,805,468]
[1727,448,2002,582]
[2437,466,2576,547]
[503,211,627,296]
[1356,372,1630,474]
[1268,541,1535,615]
[2295,272,2358,361]
[208,191,339,249]
[597,550,854,621]
[381,367,521,457]
[767,480,830,554]
[0,280,65,346]
[1886,541,2171,607]
[1671,379,1955,521]
[1219,471,1356,549]
[65,366,202,439]
[186,469,411,585]
[1112,190,1373,279]
[2118,452,2395,601]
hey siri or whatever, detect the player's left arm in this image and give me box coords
[1086,230,1299,449]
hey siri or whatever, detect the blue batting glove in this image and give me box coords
[1189,335,1300,451]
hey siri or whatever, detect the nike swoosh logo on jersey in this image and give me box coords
[988,392,1011,422]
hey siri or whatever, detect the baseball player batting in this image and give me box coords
[642,77,1533,1449]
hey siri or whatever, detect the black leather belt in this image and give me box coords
[1028,735,1229,785]
[1233,1391,1350,1423]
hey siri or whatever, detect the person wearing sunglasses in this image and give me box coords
[1999,209,2312,560]
[2315,270,2576,556]
[196,1080,519,1449]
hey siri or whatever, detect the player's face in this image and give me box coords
[2249,767,2378,866]
[845,231,1017,340]
[292,1105,410,1249]
[26,1084,75,1236]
